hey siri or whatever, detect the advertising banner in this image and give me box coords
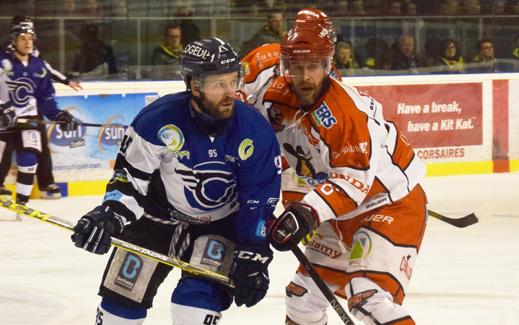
[357,83,485,161]
[49,92,158,180]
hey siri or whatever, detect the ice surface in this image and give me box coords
[1,173,518,324]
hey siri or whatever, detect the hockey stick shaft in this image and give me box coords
[427,209,478,228]
[16,118,126,128]
[0,197,233,286]
[291,244,355,325]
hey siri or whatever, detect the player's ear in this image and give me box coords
[191,79,201,97]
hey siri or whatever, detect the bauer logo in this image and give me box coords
[115,253,143,291]
[158,124,185,152]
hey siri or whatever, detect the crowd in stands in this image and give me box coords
[2,0,519,79]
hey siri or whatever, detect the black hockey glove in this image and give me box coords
[71,205,126,254]
[56,110,80,132]
[0,103,16,130]
[231,244,273,307]
[268,202,319,251]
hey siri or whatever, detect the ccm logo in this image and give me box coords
[235,251,270,264]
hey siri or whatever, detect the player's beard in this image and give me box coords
[293,79,322,108]
[198,92,235,120]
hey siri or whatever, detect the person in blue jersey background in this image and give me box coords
[71,37,282,325]
[0,22,79,219]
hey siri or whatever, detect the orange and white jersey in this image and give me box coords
[239,43,281,105]
[258,76,426,223]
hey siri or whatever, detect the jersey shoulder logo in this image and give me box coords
[158,124,184,152]
[238,138,254,160]
[33,67,47,78]
[311,102,337,129]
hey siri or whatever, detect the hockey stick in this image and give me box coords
[16,118,127,128]
[0,196,233,287]
[291,243,355,325]
[428,209,478,228]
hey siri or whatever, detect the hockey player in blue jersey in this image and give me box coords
[71,37,282,324]
[0,22,79,214]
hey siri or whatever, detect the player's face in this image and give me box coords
[197,71,240,119]
[13,33,34,56]
[287,58,327,107]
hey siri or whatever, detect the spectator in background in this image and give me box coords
[148,23,183,80]
[469,38,498,72]
[336,0,349,16]
[439,0,460,15]
[167,1,201,47]
[493,0,506,14]
[463,0,482,14]
[382,0,403,15]
[71,23,118,78]
[361,37,391,70]
[334,41,360,72]
[240,11,285,56]
[437,38,465,73]
[350,0,367,15]
[424,35,443,66]
[390,34,425,73]
[152,23,183,66]
[404,0,417,15]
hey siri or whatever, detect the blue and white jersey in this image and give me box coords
[0,50,61,119]
[104,92,282,243]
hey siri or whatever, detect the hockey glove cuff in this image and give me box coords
[231,244,273,307]
[268,202,319,251]
[71,205,126,254]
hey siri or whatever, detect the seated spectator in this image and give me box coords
[424,35,442,67]
[350,0,367,15]
[463,0,482,14]
[152,23,183,66]
[437,38,465,73]
[334,41,360,71]
[438,0,460,15]
[469,38,497,73]
[240,11,285,56]
[390,34,425,73]
[361,37,391,70]
[403,1,417,15]
[71,23,118,78]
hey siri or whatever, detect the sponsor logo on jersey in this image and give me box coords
[306,240,341,258]
[334,142,368,156]
[115,252,143,290]
[286,281,308,297]
[201,239,225,269]
[400,255,413,280]
[97,115,128,151]
[238,138,254,160]
[329,171,370,194]
[158,124,185,152]
[349,230,372,267]
[311,102,337,129]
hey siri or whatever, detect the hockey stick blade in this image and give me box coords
[428,209,479,228]
[291,244,355,325]
[0,197,233,286]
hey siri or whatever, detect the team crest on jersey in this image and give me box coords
[6,78,36,107]
[349,230,372,267]
[238,138,254,160]
[175,161,236,210]
[158,124,184,152]
[311,102,337,129]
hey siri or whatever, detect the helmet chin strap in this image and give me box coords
[190,94,229,136]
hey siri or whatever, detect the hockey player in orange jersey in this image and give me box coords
[239,8,340,107]
[263,24,428,325]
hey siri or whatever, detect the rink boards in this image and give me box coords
[5,74,519,197]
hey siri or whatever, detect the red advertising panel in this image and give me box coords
[357,84,483,150]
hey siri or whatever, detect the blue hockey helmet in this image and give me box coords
[10,22,35,40]
[181,37,242,90]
